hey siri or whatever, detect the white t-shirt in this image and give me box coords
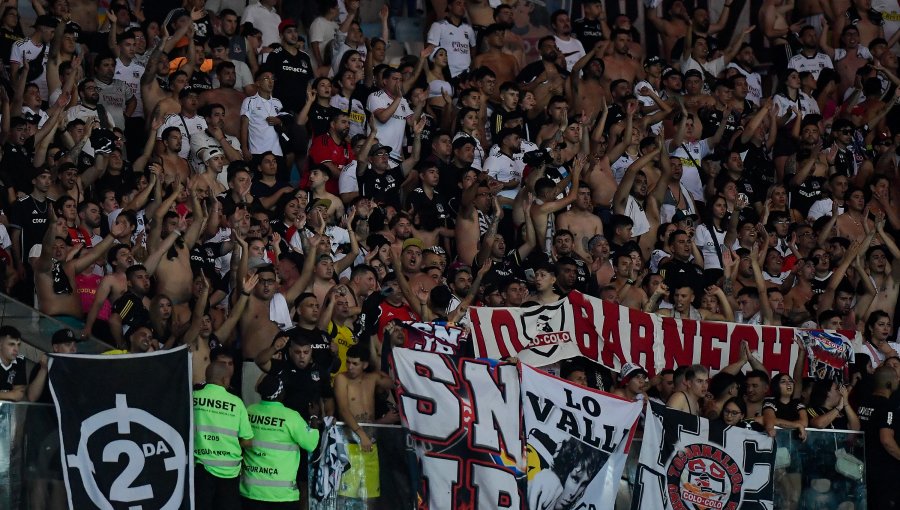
[241,2,282,47]
[330,95,367,138]
[694,223,725,270]
[95,78,135,129]
[875,0,900,55]
[453,132,484,170]
[807,198,845,221]
[726,63,763,106]
[114,58,145,118]
[157,113,208,159]
[338,160,359,194]
[330,29,367,77]
[309,17,339,68]
[634,81,664,134]
[22,106,49,129]
[190,129,241,174]
[624,195,650,237]
[10,39,49,100]
[426,19,476,77]
[834,45,873,62]
[66,104,116,127]
[681,55,725,81]
[240,94,284,156]
[611,153,638,184]
[555,36,586,72]
[366,89,412,161]
[773,91,820,124]
[788,52,834,79]
[667,138,711,202]
[483,150,520,199]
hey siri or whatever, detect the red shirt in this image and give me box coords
[306,133,355,194]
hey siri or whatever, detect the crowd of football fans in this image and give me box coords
[0,0,897,508]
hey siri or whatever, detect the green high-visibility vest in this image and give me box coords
[240,400,321,502]
[193,383,253,478]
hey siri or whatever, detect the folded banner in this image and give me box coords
[393,348,525,510]
[633,401,776,510]
[400,320,469,355]
[49,347,193,510]
[521,364,642,510]
[468,291,860,376]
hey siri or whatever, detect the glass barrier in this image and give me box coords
[0,292,111,355]
[0,403,870,510]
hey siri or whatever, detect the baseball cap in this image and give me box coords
[620,362,648,380]
[52,328,78,344]
[672,209,699,223]
[370,142,392,155]
[683,69,703,81]
[203,147,223,162]
[307,198,332,212]
[452,136,477,150]
[402,238,425,252]
[662,67,682,80]
[278,19,298,33]
[257,371,285,400]
[644,55,664,68]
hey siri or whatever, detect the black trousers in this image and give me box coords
[194,464,241,510]
[240,497,300,509]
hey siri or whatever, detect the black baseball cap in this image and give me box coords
[52,328,79,344]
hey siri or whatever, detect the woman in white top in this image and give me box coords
[694,195,732,284]
[425,47,454,112]
[453,107,486,170]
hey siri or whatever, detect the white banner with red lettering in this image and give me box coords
[468,291,861,376]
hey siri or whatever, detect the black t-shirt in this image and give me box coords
[190,242,228,291]
[270,357,333,420]
[8,195,53,264]
[406,187,450,226]
[290,326,336,374]
[358,164,404,209]
[111,291,150,333]
[1,142,34,194]
[806,404,849,429]
[263,46,314,113]
[307,103,332,138]
[732,139,775,204]
[868,398,900,476]
[762,397,806,421]
[698,106,740,145]
[0,355,26,391]
[660,258,706,297]
[790,175,826,217]
[572,17,604,51]
[858,393,890,427]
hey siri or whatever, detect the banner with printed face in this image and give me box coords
[468,291,861,376]
[400,321,470,355]
[392,348,525,510]
[49,347,193,510]
[520,364,642,510]
[633,401,776,510]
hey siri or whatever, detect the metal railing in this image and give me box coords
[0,403,869,510]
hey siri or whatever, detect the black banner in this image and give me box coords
[49,347,193,509]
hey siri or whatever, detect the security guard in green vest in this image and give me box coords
[240,371,321,509]
[194,362,253,510]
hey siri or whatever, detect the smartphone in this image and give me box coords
[524,269,536,282]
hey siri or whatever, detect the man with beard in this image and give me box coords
[788,25,834,79]
[570,49,607,125]
[603,28,644,84]
[573,0,608,51]
[551,10,586,71]
[309,110,355,195]
[557,184,604,254]
[426,0,476,78]
[91,52,134,131]
[157,88,207,163]
[158,127,190,184]
[191,103,243,174]
[726,44,763,106]
[472,25,521,92]
[613,143,660,239]
[208,35,253,94]
[517,36,569,103]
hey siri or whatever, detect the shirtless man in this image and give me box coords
[782,258,816,325]
[836,188,875,242]
[864,221,900,319]
[646,0,690,61]
[308,165,344,223]
[82,231,179,340]
[667,364,708,416]
[146,183,207,304]
[493,3,527,66]
[151,71,190,126]
[34,211,123,322]
[602,28,644,85]
[570,48,607,121]
[821,22,875,99]
[472,24,520,95]
[199,65,247,137]
[835,0,884,46]
[610,251,648,310]
[455,177,499,266]
[557,184,603,254]
[530,155,584,253]
[158,127,190,185]
[334,343,397,453]
[238,242,318,402]
[760,0,802,72]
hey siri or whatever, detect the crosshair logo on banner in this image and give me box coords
[64,394,188,510]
